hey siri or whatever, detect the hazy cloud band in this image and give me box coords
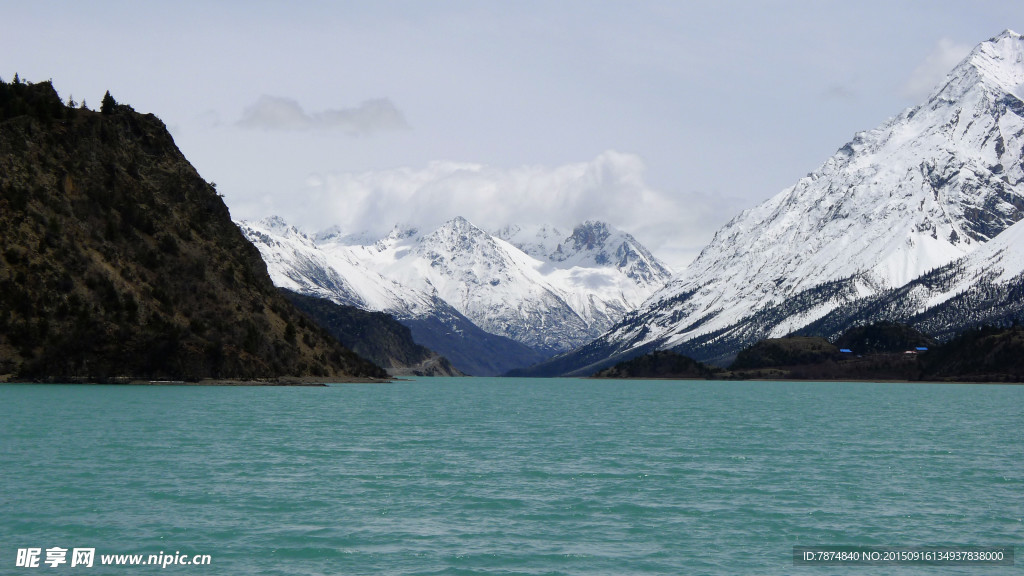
[238,95,410,135]
[235,151,738,270]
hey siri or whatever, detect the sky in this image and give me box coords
[3,1,1024,269]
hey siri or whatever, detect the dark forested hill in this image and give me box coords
[591,323,1024,382]
[283,290,462,376]
[592,350,719,379]
[0,78,385,382]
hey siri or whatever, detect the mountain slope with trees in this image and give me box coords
[591,323,1023,382]
[282,290,462,376]
[0,77,385,382]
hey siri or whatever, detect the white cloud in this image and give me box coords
[251,151,733,270]
[237,95,409,135]
[902,38,972,100]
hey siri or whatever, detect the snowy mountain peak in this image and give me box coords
[543,30,1024,371]
[385,223,420,241]
[261,215,295,233]
[567,221,612,251]
[241,215,673,355]
[934,29,1024,103]
[424,217,495,254]
[494,220,673,287]
[247,216,316,248]
[968,30,1023,85]
[439,215,483,234]
[493,223,566,259]
[311,225,345,243]
[557,221,673,284]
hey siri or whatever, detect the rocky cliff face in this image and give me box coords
[0,79,385,381]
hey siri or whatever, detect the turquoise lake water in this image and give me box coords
[0,378,1021,574]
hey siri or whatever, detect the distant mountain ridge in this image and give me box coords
[495,221,672,286]
[519,30,1024,375]
[239,216,673,373]
[238,217,545,376]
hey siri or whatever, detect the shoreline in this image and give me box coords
[0,375,393,386]
[4,374,1019,385]
[588,375,1024,385]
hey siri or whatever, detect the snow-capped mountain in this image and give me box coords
[495,221,672,287]
[520,30,1024,374]
[238,216,434,315]
[318,217,672,354]
[239,215,671,369]
[238,217,548,376]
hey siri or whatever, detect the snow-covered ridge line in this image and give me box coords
[531,29,1024,372]
[239,215,673,354]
